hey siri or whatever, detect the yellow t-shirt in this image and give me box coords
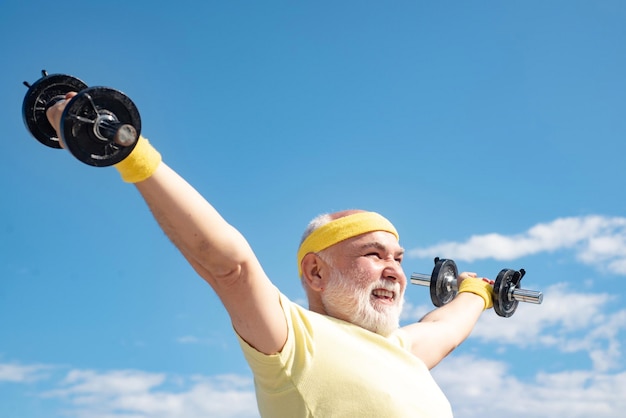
[237,293,453,417]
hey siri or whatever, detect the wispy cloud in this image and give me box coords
[470,283,626,372]
[175,335,229,349]
[400,300,431,323]
[433,355,626,418]
[5,356,624,418]
[402,283,626,373]
[408,215,626,274]
[39,368,258,418]
[177,335,201,344]
[0,362,53,383]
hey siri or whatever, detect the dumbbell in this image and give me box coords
[22,70,141,167]
[410,257,543,317]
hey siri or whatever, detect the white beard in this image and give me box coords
[320,265,404,337]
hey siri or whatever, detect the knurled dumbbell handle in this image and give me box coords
[410,272,543,304]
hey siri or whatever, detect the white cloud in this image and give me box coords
[433,355,626,418]
[0,362,52,383]
[175,334,230,349]
[58,369,167,396]
[40,369,259,418]
[467,283,626,372]
[4,350,625,418]
[399,299,431,322]
[401,283,626,373]
[176,335,200,344]
[408,215,626,274]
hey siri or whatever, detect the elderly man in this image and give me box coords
[47,94,492,417]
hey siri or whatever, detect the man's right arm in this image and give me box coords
[133,162,288,355]
[46,94,287,355]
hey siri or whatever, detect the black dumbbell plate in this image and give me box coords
[60,87,141,167]
[22,74,88,148]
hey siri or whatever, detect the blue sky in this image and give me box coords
[2,0,626,417]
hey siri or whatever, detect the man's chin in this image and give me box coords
[361,309,400,337]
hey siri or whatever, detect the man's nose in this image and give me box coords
[382,260,404,283]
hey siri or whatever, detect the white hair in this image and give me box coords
[299,213,333,246]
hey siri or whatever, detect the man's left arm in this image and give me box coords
[400,273,491,369]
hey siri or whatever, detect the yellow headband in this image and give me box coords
[297,212,399,276]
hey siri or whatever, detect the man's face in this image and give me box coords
[319,231,406,336]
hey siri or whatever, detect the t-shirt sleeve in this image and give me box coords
[235,292,302,392]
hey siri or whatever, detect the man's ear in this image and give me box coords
[301,253,325,292]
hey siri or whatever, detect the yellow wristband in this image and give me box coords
[458,278,493,310]
[114,136,162,183]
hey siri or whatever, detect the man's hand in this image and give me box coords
[46,91,77,142]
[456,271,477,286]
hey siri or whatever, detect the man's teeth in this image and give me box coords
[372,289,394,299]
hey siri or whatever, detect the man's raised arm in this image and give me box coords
[47,94,287,355]
[400,273,490,369]
[135,163,287,354]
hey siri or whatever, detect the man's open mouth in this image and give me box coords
[372,288,395,301]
